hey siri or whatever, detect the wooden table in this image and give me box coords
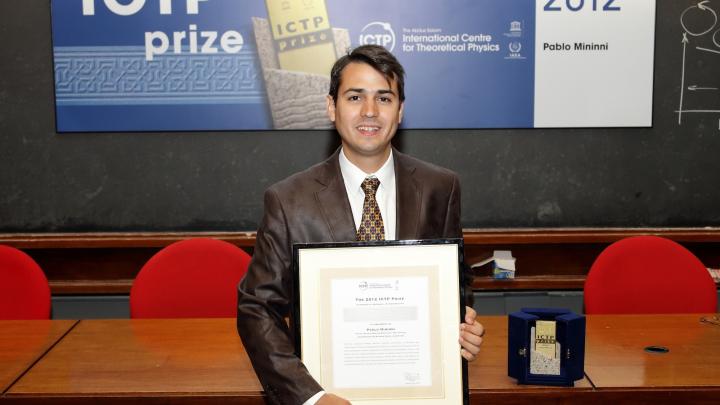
[5,319,262,404]
[584,314,720,403]
[3,315,720,404]
[0,321,76,394]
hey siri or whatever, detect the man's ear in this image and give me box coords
[398,101,404,124]
[326,95,336,122]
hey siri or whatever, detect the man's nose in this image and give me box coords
[362,98,377,118]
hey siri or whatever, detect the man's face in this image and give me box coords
[327,62,404,169]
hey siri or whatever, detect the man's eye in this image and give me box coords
[348,95,360,101]
[378,97,392,103]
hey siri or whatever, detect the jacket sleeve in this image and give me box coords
[237,187,323,405]
[442,173,463,239]
[442,173,474,306]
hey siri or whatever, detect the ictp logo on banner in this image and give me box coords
[80,0,244,60]
[359,21,396,52]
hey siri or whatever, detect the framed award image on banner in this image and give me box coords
[292,239,468,405]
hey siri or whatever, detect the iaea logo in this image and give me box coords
[359,22,396,51]
[505,41,525,60]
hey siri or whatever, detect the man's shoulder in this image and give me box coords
[266,154,337,196]
[395,150,459,182]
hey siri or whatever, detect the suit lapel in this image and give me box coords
[395,150,422,240]
[315,151,357,242]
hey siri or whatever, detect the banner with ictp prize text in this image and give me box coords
[51,0,655,132]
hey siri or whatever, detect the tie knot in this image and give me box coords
[361,177,380,196]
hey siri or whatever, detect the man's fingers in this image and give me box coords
[465,306,477,324]
[461,347,477,362]
[459,315,485,361]
[460,319,485,341]
[460,330,483,355]
[317,393,352,404]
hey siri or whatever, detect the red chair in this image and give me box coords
[584,236,717,314]
[0,245,51,319]
[130,238,251,318]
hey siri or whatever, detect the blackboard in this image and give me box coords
[1,0,719,232]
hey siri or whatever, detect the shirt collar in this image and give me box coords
[339,148,395,193]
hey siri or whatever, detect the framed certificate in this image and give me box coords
[292,239,468,405]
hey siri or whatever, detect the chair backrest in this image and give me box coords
[130,238,251,318]
[0,245,51,319]
[584,236,717,314]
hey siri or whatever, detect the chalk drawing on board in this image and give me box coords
[677,1,720,126]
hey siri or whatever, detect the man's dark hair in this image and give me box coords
[328,44,405,103]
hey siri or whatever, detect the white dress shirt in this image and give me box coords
[338,148,397,240]
[302,149,398,405]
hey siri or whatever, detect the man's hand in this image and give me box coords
[317,393,351,404]
[459,306,484,361]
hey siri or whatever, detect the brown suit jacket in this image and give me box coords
[237,148,462,404]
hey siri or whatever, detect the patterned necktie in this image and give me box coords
[356,177,385,241]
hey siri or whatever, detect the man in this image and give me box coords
[237,45,484,405]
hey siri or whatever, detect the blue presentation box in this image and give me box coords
[508,308,586,386]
